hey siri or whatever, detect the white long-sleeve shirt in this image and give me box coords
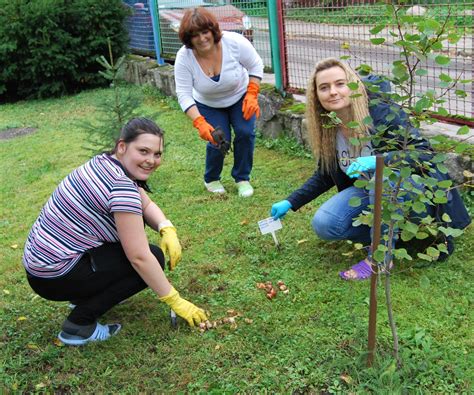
[174,31,264,111]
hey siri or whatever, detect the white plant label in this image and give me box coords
[258,217,282,245]
[258,217,282,234]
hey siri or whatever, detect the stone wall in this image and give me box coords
[122,56,472,184]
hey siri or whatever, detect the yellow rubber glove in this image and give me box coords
[159,287,207,327]
[159,221,182,271]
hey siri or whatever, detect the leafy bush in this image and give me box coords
[0,0,130,101]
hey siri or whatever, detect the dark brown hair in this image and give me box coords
[178,7,222,49]
[109,117,164,192]
[110,117,164,155]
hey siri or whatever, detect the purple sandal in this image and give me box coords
[339,259,373,281]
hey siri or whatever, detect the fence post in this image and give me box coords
[367,155,384,367]
[268,0,283,92]
[149,0,165,65]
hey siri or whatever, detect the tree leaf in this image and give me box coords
[426,246,440,258]
[434,55,450,66]
[349,197,361,207]
[400,167,412,178]
[412,202,426,214]
[415,232,429,239]
[436,163,448,174]
[437,180,452,189]
[457,125,470,135]
[439,73,453,82]
[370,38,386,45]
[436,107,448,116]
[455,143,470,154]
[437,243,448,253]
[425,19,441,31]
[346,121,360,128]
[373,249,385,262]
[370,24,386,34]
[404,221,419,234]
[363,116,373,125]
[354,180,368,188]
[393,248,412,260]
[417,252,433,261]
[401,229,415,242]
[347,82,359,91]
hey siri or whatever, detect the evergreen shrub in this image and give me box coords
[0,0,130,100]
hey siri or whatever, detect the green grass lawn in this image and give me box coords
[1,85,472,393]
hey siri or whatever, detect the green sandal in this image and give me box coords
[236,181,254,197]
[204,181,226,194]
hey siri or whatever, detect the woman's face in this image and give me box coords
[190,29,215,52]
[116,134,163,181]
[315,66,352,113]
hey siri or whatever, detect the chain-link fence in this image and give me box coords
[123,0,473,119]
[281,0,473,118]
[123,0,156,55]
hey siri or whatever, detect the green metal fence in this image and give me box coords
[280,0,473,119]
[124,0,473,119]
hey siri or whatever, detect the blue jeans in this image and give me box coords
[312,186,372,245]
[312,179,435,249]
[196,96,256,183]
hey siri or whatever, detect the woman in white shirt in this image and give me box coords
[174,7,264,197]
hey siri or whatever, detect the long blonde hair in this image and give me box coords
[306,58,370,174]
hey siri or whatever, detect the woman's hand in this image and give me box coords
[271,200,292,220]
[193,116,216,144]
[346,156,376,178]
[159,287,207,326]
[242,81,260,120]
[159,221,182,271]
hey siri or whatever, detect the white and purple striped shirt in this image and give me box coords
[23,154,143,278]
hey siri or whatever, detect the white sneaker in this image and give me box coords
[58,322,121,346]
[204,181,226,194]
[236,181,254,197]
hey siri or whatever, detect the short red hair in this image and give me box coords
[178,7,223,49]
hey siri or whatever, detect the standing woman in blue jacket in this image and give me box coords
[174,7,264,197]
[270,58,470,280]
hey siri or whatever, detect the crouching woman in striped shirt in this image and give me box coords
[23,118,207,346]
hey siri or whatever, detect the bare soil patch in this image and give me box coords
[0,127,38,140]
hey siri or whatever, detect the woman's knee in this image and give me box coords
[312,210,338,240]
[149,244,165,269]
[233,119,255,140]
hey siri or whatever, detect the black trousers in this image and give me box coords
[27,243,165,325]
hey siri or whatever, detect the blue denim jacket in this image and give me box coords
[287,100,471,230]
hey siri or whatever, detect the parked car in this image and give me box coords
[124,0,253,60]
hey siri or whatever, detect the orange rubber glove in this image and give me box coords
[193,116,216,144]
[242,81,260,120]
[159,287,208,327]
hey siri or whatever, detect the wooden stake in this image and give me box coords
[367,155,384,367]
